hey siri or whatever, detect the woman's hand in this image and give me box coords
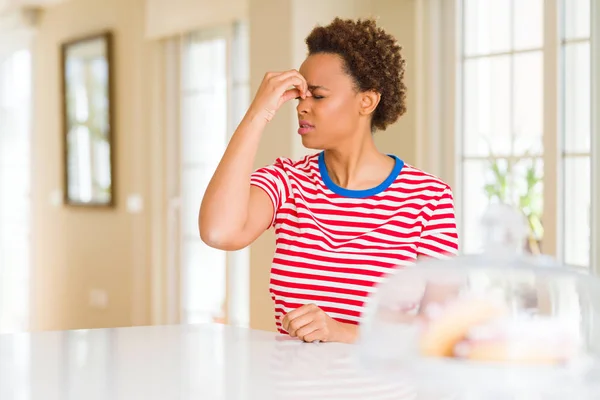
[282,304,358,344]
[249,70,310,122]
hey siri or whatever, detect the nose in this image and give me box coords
[296,97,309,115]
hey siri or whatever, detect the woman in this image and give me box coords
[199,18,459,344]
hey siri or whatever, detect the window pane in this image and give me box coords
[182,239,226,323]
[184,39,210,90]
[464,0,511,56]
[513,51,543,155]
[232,21,250,84]
[182,90,227,166]
[180,30,233,327]
[181,166,215,238]
[512,158,544,253]
[462,157,543,254]
[184,38,227,91]
[231,84,250,129]
[461,159,492,253]
[563,157,591,267]
[0,50,31,334]
[463,56,511,156]
[514,0,543,49]
[563,42,591,154]
[0,237,29,331]
[564,0,590,40]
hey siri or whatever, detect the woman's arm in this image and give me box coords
[199,113,272,251]
[199,70,308,250]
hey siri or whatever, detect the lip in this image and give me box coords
[298,120,315,135]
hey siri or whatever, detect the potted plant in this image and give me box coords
[483,151,544,254]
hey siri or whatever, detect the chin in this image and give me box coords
[300,136,324,150]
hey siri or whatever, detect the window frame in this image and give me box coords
[591,0,600,274]
[162,21,250,327]
[0,40,34,334]
[417,0,599,274]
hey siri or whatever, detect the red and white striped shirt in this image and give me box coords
[250,152,459,333]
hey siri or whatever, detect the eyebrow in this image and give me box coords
[308,84,329,91]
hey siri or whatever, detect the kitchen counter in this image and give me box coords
[2,322,594,399]
[0,323,423,400]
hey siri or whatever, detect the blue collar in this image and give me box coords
[318,152,404,198]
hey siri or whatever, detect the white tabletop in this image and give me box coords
[2,323,596,399]
[0,323,428,400]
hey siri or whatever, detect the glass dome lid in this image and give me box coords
[356,204,600,397]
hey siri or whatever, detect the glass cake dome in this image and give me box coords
[356,204,600,398]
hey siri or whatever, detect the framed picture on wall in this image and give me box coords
[61,31,115,207]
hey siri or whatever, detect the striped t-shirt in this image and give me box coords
[250,152,459,333]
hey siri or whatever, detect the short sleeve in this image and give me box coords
[416,187,459,259]
[250,158,291,227]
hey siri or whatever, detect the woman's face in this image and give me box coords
[297,53,367,150]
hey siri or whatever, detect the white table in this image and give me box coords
[2,323,596,399]
[0,323,425,400]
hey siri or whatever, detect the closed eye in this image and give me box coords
[296,95,324,100]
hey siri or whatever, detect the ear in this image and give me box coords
[359,90,381,116]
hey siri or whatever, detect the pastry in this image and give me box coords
[418,298,506,357]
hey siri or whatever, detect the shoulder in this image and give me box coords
[273,153,319,169]
[256,153,320,177]
[396,162,453,196]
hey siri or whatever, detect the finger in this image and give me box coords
[264,71,284,80]
[275,69,305,85]
[276,71,307,97]
[278,76,307,99]
[282,304,317,331]
[286,312,315,337]
[282,306,306,332]
[299,326,324,343]
[281,88,301,104]
[295,319,320,340]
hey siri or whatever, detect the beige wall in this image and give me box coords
[28,0,421,332]
[31,0,157,331]
[372,0,418,166]
[290,0,374,160]
[145,0,247,39]
[248,0,420,331]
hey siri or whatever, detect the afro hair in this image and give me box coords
[305,17,407,131]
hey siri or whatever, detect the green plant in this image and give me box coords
[482,153,544,254]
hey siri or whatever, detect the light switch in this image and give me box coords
[127,194,144,213]
[89,289,108,309]
[49,189,62,207]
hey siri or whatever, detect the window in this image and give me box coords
[457,0,595,269]
[0,48,32,333]
[166,22,250,326]
[561,0,592,267]
[180,28,229,325]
